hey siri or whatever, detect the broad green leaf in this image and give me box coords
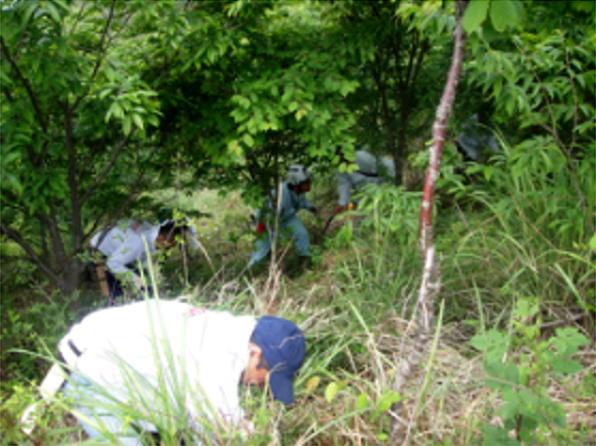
[242,133,254,147]
[490,0,517,32]
[510,0,524,25]
[470,333,489,351]
[588,233,596,251]
[376,390,402,412]
[481,425,521,446]
[22,1,39,26]
[550,358,583,375]
[132,114,144,131]
[356,392,369,410]
[325,382,339,403]
[45,2,62,23]
[123,115,131,135]
[462,0,489,34]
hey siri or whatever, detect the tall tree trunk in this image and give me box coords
[373,65,401,186]
[389,1,468,444]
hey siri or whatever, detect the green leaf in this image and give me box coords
[45,2,62,23]
[376,390,402,412]
[325,382,339,404]
[123,115,131,135]
[356,392,369,410]
[98,88,112,100]
[510,0,524,26]
[490,0,517,32]
[22,2,40,26]
[242,133,254,147]
[470,333,489,351]
[295,109,307,121]
[132,114,144,131]
[462,0,489,34]
[588,233,596,251]
[551,358,583,375]
[481,425,521,446]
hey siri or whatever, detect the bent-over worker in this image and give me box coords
[59,299,306,445]
[457,113,500,162]
[89,220,186,302]
[334,148,395,215]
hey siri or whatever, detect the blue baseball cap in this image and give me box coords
[253,316,306,404]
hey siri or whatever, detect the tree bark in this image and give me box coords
[389,2,468,444]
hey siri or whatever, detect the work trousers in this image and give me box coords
[89,249,150,305]
[249,215,310,266]
[63,373,143,445]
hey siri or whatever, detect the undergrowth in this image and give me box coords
[1,161,595,445]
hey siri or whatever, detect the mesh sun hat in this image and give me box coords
[286,164,313,187]
[253,316,306,404]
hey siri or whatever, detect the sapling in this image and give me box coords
[389,1,469,444]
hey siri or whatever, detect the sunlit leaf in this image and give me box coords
[462,0,489,34]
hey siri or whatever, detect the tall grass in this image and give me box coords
[2,147,595,444]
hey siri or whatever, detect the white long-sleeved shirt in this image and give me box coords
[184,218,200,251]
[337,150,395,206]
[60,300,256,435]
[90,220,159,276]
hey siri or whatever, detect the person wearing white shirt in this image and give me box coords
[59,299,306,445]
[157,208,201,252]
[334,149,395,216]
[89,220,186,301]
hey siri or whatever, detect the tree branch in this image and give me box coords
[84,144,160,247]
[404,32,419,88]
[71,0,116,113]
[68,1,88,36]
[61,100,83,253]
[2,86,14,103]
[0,221,64,288]
[0,36,48,134]
[79,126,137,206]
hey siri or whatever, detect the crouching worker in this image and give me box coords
[59,300,306,445]
[89,220,186,303]
[334,148,395,216]
[249,164,317,268]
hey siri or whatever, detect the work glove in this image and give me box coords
[256,221,266,234]
[333,204,346,215]
[309,206,318,215]
[132,275,145,292]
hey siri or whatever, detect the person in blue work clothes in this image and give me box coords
[334,148,395,216]
[249,164,317,269]
[456,113,500,162]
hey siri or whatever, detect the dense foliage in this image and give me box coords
[1,0,594,445]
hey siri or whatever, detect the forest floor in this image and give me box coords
[2,186,595,445]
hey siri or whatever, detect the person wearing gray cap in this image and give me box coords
[249,164,317,268]
[57,299,306,445]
